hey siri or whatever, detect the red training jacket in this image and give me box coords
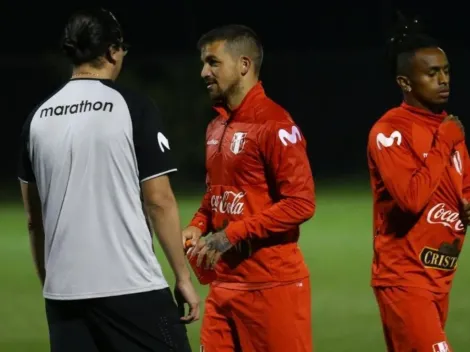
[367,102,469,293]
[189,82,315,285]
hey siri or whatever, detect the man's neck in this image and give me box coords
[71,65,113,80]
[404,95,444,115]
[226,79,258,111]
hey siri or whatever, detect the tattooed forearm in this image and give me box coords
[206,231,233,253]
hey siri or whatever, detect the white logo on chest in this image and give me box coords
[452,151,463,175]
[426,203,465,232]
[422,151,462,175]
[230,132,247,154]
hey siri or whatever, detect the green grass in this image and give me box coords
[1,187,469,351]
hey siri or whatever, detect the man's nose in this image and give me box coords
[439,71,449,85]
[201,64,210,79]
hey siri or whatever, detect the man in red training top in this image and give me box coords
[183,25,315,351]
[367,18,469,352]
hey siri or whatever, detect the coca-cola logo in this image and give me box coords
[426,203,465,232]
[211,191,245,215]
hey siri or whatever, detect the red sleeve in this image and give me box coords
[461,145,470,201]
[188,174,212,235]
[225,120,315,243]
[368,120,463,214]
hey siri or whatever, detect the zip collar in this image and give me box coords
[213,81,266,120]
[400,102,447,123]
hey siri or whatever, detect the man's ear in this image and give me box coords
[106,45,119,65]
[240,57,251,76]
[396,75,411,93]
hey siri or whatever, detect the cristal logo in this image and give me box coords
[426,203,465,232]
[211,191,245,215]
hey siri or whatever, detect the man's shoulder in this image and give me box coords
[28,82,71,120]
[100,81,154,110]
[370,106,411,135]
[253,96,295,129]
[368,106,412,152]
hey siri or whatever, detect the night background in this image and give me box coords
[1,1,469,351]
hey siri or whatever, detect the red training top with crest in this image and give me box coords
[367,102,469,293]
[189,82,315,288]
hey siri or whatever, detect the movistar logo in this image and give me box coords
[376,131,402,150]
[278,126,302,146]
[39,100,114,118]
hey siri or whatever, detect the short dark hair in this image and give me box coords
[197,24,264,76]
[61,8,128,67]
[387,14,439,76]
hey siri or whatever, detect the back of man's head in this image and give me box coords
[61,8,125,67]
[197,24,264,76]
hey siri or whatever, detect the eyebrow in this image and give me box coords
[429,64,449,70]
[203,52,221,60]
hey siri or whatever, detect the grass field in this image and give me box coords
[1,185,469,351]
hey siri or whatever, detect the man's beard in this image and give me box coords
[210,80,240,106]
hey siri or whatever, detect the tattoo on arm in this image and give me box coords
[206,231,232,253]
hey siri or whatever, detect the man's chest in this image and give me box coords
[205,121,266,185]
[410,123,464,197]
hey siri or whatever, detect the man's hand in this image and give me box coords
[443,114,465,137]
[461,199,470,226]
[191,230,233,269]
[182,225,202,247]
[174,278,200,324]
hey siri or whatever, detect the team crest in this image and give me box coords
[452,150,463,175]
[432,341,449,352]
[230,132,247,154]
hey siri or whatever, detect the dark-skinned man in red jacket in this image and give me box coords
[367,18,469,352]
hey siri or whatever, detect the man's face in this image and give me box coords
[406,47,450,106]
[200,40,240,102]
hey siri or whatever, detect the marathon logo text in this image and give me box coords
[40,100,114,118]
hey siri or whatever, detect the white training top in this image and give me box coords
[18,78,176,300]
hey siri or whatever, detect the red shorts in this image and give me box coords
[200,277,312,352]
[374,286,451,352]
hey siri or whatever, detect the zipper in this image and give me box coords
[217,119,229,153]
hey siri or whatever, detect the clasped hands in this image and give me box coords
[182,226,233,269]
